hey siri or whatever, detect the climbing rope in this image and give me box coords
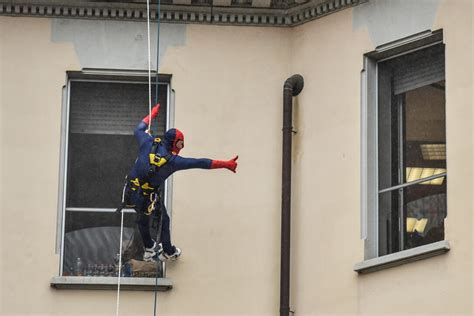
[115,1,162,315]
[147,0,153,132]
[153,197,163,316]
[115,210,125,316]
[155,0,161,104]
[153,0,162,314]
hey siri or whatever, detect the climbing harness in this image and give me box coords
[147,192,158,215]
[148,138,172,173]
[130,177,155,196]
[116,138,171,213]
[149,138,169,168]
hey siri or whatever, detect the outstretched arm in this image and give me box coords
[173,155,238,173]
[134,104,160,146]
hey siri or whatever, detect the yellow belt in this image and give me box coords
[129,178,155,196]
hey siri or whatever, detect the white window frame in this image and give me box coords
[356,30,450,274]
[52,70,175,290]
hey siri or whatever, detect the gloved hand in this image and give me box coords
[211,156,239,173]
[142,103,160,126]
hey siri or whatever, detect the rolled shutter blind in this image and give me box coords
[69,81,167,135]
[392,44,445,95]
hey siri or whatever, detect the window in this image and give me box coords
[58,72,170,280]
[358,31,449,271]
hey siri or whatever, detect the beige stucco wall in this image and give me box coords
[0,0,472,315]
[291,0,472,315]
[0,16,83,315]
[0,16,291,315]
[290,8,369,315]
[161,25,291,315]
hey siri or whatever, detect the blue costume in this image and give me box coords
[129,122,212,186]
[126,122,212,259]
[121,104,238,262]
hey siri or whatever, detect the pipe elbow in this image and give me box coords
[284,74,304,96]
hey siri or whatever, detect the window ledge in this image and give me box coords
[354,240,450,274]
[50,276,172,291]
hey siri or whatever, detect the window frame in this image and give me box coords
[53,70,175,289]
[357,30,450,273]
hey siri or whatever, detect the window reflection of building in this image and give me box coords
[406,193,446,249]
[377,43,446,256]
[403,80,447,250]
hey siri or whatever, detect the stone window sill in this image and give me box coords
[50,276,172,291]
[354,240,450,274]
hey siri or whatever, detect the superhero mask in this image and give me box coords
[164,128,184,155]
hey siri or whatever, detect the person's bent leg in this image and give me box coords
[129,192,155,250]
[158,207,181,261]
[136,210,154,249]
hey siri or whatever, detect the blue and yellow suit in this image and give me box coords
[125,121,212,255]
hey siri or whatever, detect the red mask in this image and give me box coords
[172,130,184,155]
[165,128,185,155]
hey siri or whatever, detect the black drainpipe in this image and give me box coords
[280,74,304,316]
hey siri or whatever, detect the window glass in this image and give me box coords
[377,44,446,256]
[62,79,168,278]
[378,183,446,255]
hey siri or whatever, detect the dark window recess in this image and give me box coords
[377,44,446,256]
[62,79,168,278]
[191,0,212,5]
[271,0,295,8]
[231,0,252,7]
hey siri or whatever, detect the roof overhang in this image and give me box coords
[0,0,366,27]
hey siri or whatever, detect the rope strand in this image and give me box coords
[153,206,163,316]
[155,0,161,106]
[147,0,152,131]
[116,2,160,315]
[153,1,162,315]
[115,211,125,316]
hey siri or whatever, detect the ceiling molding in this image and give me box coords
[0,0,365,27]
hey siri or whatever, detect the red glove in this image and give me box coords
[211,155,238,173]
[142,103,160,126]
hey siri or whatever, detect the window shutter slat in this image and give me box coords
[393,44,445,95]
[69,81,167,135]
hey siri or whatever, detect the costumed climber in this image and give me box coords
[119,104,238,262]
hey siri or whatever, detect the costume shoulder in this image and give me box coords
[134,122,153,147]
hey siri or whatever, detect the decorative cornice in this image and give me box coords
[0,0,365,27]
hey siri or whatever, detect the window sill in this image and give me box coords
[50,276,172,291]
[354,240,450,274]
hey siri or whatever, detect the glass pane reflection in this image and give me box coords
[404,182,446,250]
[378,180,446,255]
[62,210,163,278]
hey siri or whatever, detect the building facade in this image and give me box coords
[0,0,472,315]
